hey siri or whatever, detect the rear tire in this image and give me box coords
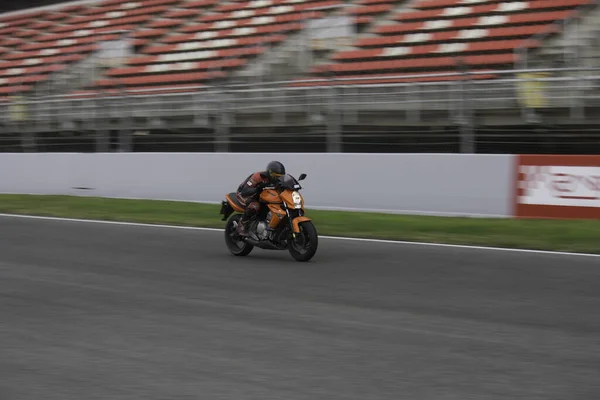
[225,214,254,257]
[288,221,318,262]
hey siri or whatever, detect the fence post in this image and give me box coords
[326,75,342,152]
[456,58,475,153]
[118,130,132,152]
[214,81,231,153]
[96,130,110,152]
[20,127,37,153]
[570,18,585,120]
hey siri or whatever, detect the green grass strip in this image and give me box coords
[0,194,598,254]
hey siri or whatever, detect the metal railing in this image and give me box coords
[3,67,600,126]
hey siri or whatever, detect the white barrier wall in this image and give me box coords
[0,153,515,217]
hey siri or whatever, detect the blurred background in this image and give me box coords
[1,0,599,154]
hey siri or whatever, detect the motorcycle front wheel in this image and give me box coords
[288,221,318,262]
[224,214,254,257]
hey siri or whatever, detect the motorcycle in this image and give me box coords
[219,173,318,262]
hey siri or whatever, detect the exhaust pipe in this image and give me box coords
[244,237,283,250]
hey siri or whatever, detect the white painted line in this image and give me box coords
[0,213,223,232]
[319,235,600,258]
[0,213,598,258]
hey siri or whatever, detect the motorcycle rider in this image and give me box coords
[235,160,286,237]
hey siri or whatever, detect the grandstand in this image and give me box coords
[1,0,599,153]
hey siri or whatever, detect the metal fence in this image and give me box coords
[2,67,600,154]
[3,68,600,123]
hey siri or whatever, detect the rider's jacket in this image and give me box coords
[236,171,270,203]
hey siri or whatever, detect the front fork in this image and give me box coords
[283,202,298,240]
[284,204,309,240]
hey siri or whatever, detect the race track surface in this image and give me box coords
[1,216,599,400]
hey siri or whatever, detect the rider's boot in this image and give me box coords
[236,214,250,237]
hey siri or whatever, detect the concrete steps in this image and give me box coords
[528,1,600,69]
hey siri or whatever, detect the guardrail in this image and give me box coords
[3,68,600,126]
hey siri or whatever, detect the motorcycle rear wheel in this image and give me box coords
[225,214,254,256]
[288,221,318,262]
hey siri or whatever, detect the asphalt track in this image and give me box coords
[1,216,600,400]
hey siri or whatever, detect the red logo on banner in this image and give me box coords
[515,155,600,219]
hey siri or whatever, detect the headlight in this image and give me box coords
[292,191,302,209]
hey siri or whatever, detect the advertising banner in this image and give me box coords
[516,72,551,109]
[515,155,600,219]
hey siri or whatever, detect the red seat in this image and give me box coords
[0,64,65,77]
[19,34,121,52]
[0,54,83,71]
[94,70,224,88]
[327,52,516,73]
[106,58,247,77]
[28,21,54,30]
[133,28,171,39]
[163,9,200,19]
[0,85,33,94]
[376,9,573,35]
[147,18,184,28]
[0,38,25,48]
[351,4,394,15]
[45,12,71,21]
[71,7,169,24]
[0,74,50,85]
[4,44,98,61]
[143,33,286,55]
[332,38,535,62]
[127,45,267,65]
[180,0,219,8]
[356,24,553,48]
[313,0,568,80]
[394,0,590,22]
[89,0,332,91]
[416,0,487,8]
[357,0,398,4]
[1,0,591,93]
[14,30,39,38]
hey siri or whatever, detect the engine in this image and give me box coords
[256,212,272,240]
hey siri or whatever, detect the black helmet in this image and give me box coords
[266,160,285,182]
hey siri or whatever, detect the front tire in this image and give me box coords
[225,214,254,257]
[288,221,318,262]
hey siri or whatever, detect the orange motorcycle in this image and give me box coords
[219,173,318,262]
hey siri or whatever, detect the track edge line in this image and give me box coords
[0,212,598,258]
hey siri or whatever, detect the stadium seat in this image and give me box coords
[347,0,399,25]
[0,0,593,96]
[88,0,337,90]
[0,9,65,95]
[306,0,592,82]
[0,0,191,96]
